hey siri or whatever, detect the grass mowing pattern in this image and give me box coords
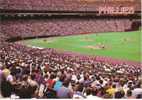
[24,30,141,62]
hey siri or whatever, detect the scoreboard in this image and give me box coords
[98,6,135,15]
[69,0,139,15]
[76,0,137,15]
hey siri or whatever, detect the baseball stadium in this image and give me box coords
[0,0,141,99]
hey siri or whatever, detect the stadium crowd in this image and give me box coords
[0,13,141,99]
[1,18,132,39]
[0,0,140,11]
[0,42,141,99]
[0,0,141,99]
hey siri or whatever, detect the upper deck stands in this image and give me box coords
[0,0,141,12]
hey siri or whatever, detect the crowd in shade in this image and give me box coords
[0,0,140,11]
[0,42,141,99]
[1,18,132,39]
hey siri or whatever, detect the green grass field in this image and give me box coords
[23,30,141,62]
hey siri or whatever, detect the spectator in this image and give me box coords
[86,87,102,99]
[126,89,135,99]
[57,80,73,98]
[53,75,64,91]
[73,83,86,99]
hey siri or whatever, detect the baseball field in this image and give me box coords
[23,30,141,62]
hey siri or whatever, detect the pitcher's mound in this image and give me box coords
[85,44,107,50]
